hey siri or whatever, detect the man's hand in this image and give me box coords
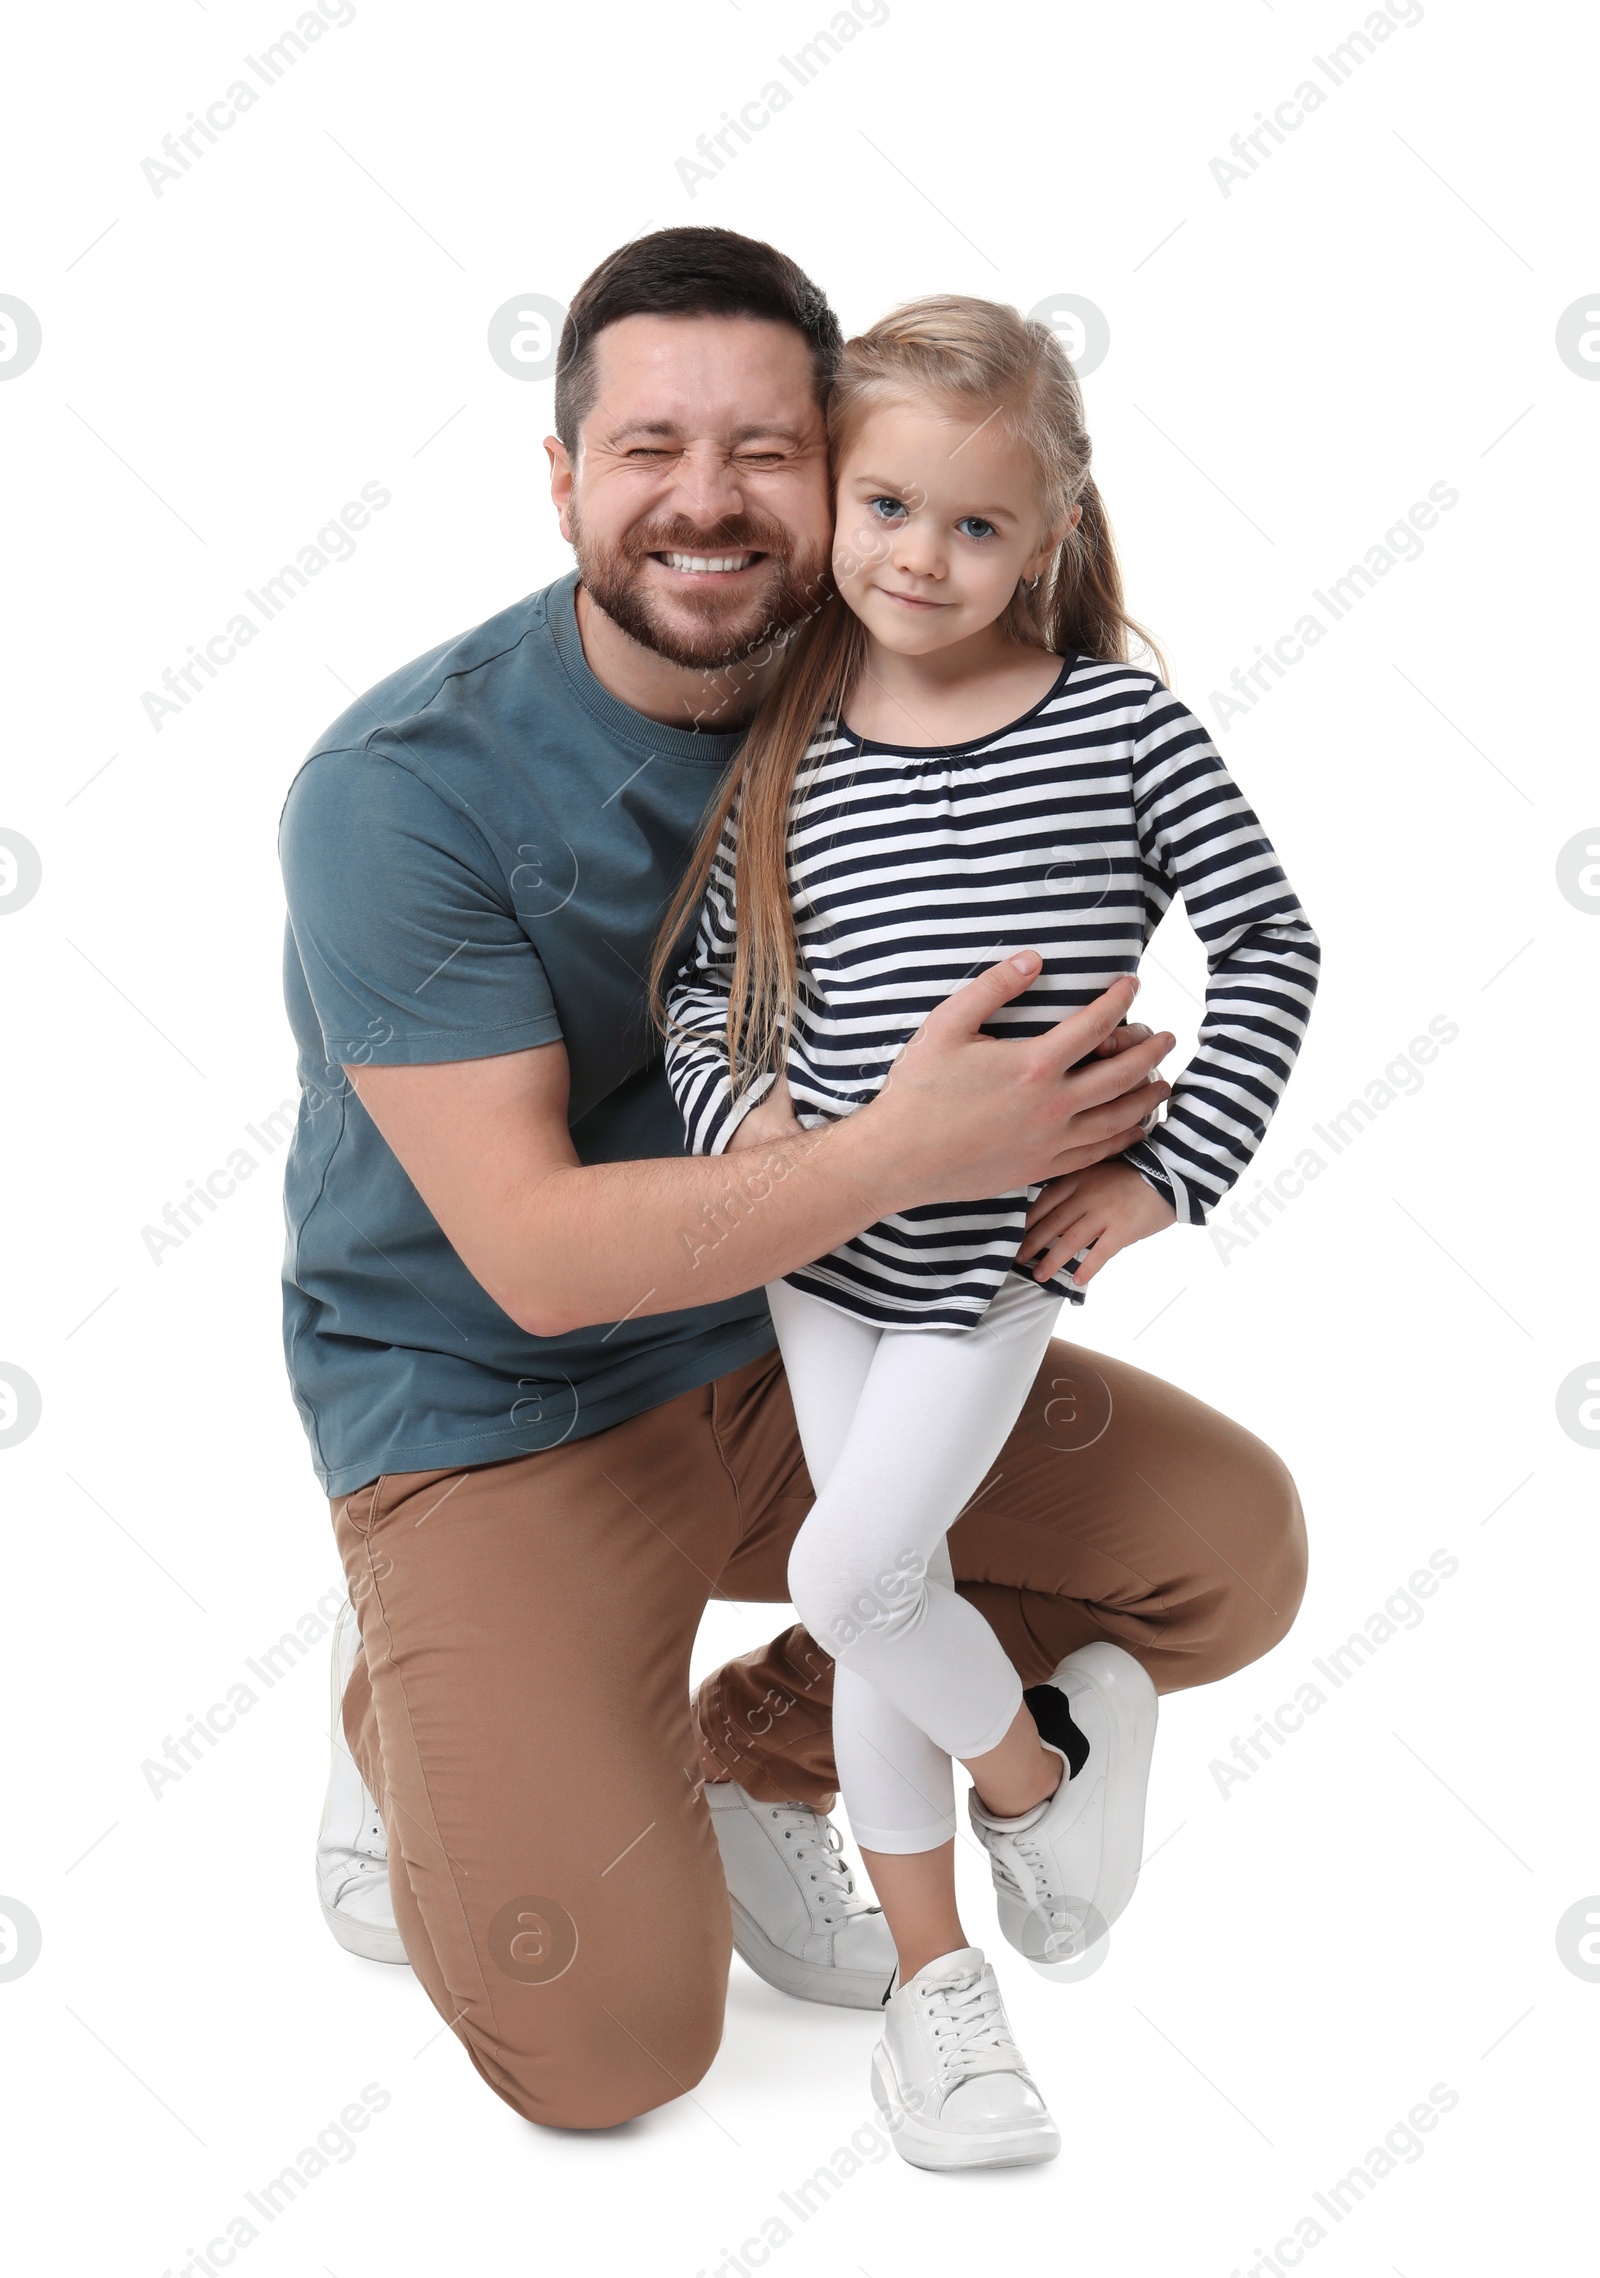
[1018,1158,1178,1288]
[725,1026,1153,1165]
[835,954,1176,1218]
[1088,1018,1157,1065]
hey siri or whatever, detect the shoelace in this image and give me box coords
[998,1826,1092,1958]
[1009,1826,1072,1921]
[768,1803,876,1930]
[917,1966,1027,2087]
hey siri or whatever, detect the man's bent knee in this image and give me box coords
[1212,1440,1310,1674]
[457,1968,727,2132]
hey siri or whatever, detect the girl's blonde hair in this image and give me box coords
[649,293,1165,1091]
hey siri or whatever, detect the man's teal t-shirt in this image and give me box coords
[278,572,776,1497]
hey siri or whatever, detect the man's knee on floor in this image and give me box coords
[785,1530,928,1661]
[467,1974,727,2132]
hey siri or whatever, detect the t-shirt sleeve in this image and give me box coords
[280,747,564,1068]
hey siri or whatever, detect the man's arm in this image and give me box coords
[348,954,1173,1337]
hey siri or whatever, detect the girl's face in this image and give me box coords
[830,397,1071,657]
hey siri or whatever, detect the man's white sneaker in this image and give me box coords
[969,1639,1158,1977]
[871,1946,1060,2171]
[316,1602,408,1966]
[706,1781,897,2010]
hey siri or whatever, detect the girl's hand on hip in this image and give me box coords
[726,1072,802,1153]
[1019,1158,1177,1287]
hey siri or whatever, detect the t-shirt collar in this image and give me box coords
[546,570,747,765]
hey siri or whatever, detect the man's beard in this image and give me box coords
[568,500,831,671]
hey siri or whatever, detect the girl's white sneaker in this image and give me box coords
[870,1946,1060,2171]
[969,1639,1158,1976]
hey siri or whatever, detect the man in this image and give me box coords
[282,226,1306,2136]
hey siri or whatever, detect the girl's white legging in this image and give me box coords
[769,1272,1064,1856]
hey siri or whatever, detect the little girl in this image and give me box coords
[656,297,1318,2170]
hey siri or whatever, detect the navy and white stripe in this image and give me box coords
[666,657,1320,1328]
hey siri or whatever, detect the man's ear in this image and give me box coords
[545,435,575,543]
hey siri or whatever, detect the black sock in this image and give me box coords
[1024,1685,1090,1780]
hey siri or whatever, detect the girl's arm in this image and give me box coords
[663,817,782,1157]
[1120,682,1321,1221]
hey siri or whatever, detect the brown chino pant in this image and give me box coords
[331,1335,1307,2131]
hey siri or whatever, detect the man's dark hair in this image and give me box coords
[554,227,842,451]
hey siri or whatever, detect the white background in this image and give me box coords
[2,0,1596,2271]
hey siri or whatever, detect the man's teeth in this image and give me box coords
[661,551,756,573]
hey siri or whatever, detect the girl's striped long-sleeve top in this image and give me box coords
[664,655,1320,1329]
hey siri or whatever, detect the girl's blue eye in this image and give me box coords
[956,516,997,541]
[868,495,907,521]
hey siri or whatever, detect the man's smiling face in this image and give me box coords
[550,312,834,669]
